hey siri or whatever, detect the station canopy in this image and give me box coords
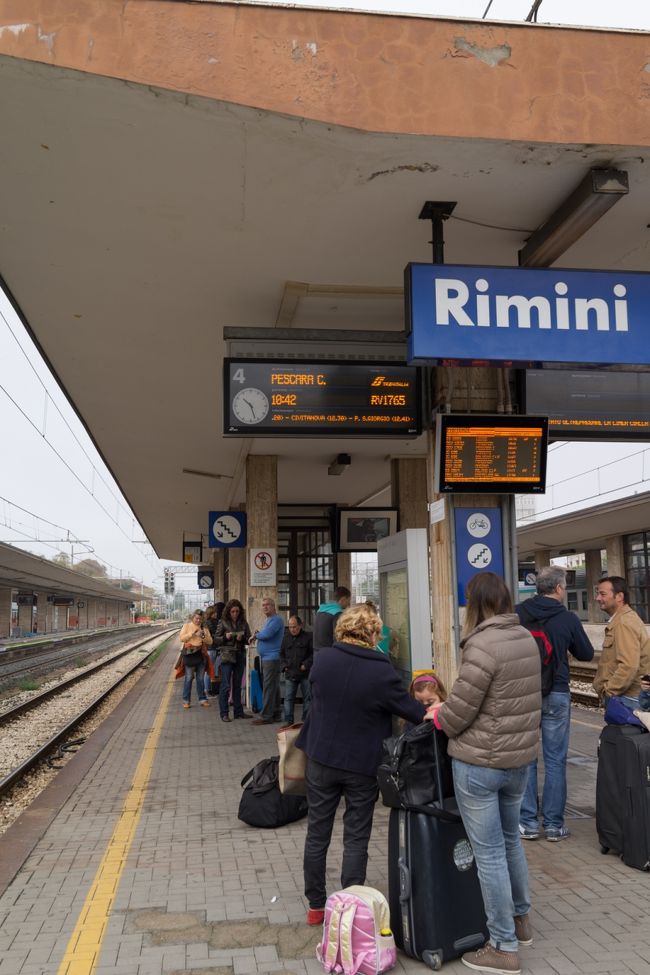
[1,3,649,558]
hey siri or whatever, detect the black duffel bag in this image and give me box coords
[377,721,454,812]
[238,756,308,828]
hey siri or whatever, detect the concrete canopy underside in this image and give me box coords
[1,3,650,560]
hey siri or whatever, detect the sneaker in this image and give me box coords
[545,826,570,842]
[514,914,533,947]
[182,703,190,709]
[306,908,325,926]
[462,943,521,974]
[518,824,539,841]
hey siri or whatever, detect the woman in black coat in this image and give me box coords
[296,603,423,925]
[214,599,251,722]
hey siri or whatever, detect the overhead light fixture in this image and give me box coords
[328,453,351,476]
[518,168,629,268]
[182,468,232,480]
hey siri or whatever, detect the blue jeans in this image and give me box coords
[283,676,311,724]
[452,759,530,953]
[220,655,245,717]
[183,658,206,704]
[520,691,571,833]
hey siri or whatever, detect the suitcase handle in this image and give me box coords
[398,857,411,902]
[407,802,461,823]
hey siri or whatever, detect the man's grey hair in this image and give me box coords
[536,565,566,595]
[262,596,276,609]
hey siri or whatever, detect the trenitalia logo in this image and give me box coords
[405,264,650,369]
[371,376,410,387]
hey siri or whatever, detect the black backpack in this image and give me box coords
[238,757,308,828]
[377,721,455,812]
[518,605,555,696]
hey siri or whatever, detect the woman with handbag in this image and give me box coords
[215,599,251,722]
[296,603,424,926]
[178,610,213,709]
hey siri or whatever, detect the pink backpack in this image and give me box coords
[317,886,397,975]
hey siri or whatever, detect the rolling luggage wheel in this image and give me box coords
[422,950,442,971]
[599,844,609,854]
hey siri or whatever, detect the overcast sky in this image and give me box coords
[1,0,649,592]
[248,0,650,29]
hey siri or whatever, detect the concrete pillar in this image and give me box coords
[44,597,53,633]
[534,550,551,572]
[86,598,97,628]
[18,599,33,636]
[427,367,509,687]
[246,456,278,631]
[336,553,352,594]
[605,535,625,578]
[213,549,225,603]
[0,588,11,639]
[585,548,603,622]
[391,457,428,530]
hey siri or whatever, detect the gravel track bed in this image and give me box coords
[0,634,154,718]
[0,634,173,836]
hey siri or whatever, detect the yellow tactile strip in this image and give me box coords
[56,674,175,975]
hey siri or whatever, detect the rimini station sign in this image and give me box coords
[405,264,650,368]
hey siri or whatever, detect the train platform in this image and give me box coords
[0,637,649,975]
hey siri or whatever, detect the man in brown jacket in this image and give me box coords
[593,576,650,710]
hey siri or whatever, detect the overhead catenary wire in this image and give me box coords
[0,301,157,573]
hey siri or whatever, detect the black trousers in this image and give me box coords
[303,757,378,909]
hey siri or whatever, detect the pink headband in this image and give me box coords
[413,674,438,686]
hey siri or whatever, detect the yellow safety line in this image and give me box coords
[56,673,175,975]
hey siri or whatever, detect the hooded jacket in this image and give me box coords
[516,594,594,693]
[436,614,541,770]
[313,602,344,651]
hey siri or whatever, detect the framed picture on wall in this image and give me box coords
[336,508,399,552]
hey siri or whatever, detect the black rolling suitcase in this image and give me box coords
[597,723,650,871]
[385,728,487,971]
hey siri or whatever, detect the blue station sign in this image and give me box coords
[405,264,650,369]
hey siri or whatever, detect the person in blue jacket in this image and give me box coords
[296,602,424,926]
[516,565,594,842]
[251,596,285,725]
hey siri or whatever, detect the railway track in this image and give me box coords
[0,624,163,690]
[0,628,178,801]
[571,688,601,709]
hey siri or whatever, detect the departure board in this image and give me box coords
[525,369,650,441]
[435,414,548,494]
[223,360,421,436]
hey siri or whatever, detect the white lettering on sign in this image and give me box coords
[433,278,629,333]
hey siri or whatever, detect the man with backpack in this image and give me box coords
[516,565,594,842]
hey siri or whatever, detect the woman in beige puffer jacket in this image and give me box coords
[431,572,541,975]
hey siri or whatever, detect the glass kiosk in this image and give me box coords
[377,528,433,687]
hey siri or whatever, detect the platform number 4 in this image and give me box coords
[232,368,246,384]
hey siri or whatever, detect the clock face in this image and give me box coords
[232,387,270,424]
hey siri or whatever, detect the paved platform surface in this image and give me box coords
[1,637,649,975]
